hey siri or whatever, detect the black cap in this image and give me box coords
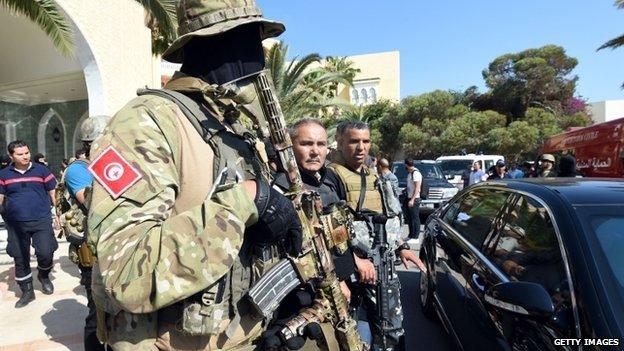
[405,158,414,166]
[496,160,506,167]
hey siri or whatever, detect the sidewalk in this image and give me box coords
[0,226,86,351]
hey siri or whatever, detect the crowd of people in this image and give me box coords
[463,153,581,187]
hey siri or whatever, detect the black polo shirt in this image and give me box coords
[0,162,57,221]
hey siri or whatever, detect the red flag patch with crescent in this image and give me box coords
[88,145,142,199]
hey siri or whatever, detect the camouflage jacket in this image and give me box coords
[87,89,259,318]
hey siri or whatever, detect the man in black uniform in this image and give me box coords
[287,118,356,296]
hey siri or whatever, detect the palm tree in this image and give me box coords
[1,0,74,56]
[265,42,357,121]
[324,56,360,98]
[0,0,177,57]
[599,0,624,87]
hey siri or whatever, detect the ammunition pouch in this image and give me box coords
[60,203,87,244]
[180,278,228,336]
[68,243,95,267]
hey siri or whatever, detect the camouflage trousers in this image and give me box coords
[361,274,404,350]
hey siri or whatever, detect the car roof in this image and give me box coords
[436,155,504,161]
[475,178,624,206]
[392,160,437,165]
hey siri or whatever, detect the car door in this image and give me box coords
[468,194,577,351]
[433,187,511,348]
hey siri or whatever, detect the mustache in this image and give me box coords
[305,158,321,163]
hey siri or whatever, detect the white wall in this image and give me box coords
[589,100,624,124]
[58,0,161,115]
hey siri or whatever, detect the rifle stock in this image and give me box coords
[249,70,367,351]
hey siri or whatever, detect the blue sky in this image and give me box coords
[262,1,624,102]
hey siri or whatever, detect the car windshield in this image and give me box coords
[577,206,624,305]
[415,163,444,180]
[437,159,473,176]
[393,162,444,181]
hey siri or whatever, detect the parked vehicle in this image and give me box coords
[541,117,624,177]
[418,179,624,350]
[436,154,505,189]
[392,160,458,217]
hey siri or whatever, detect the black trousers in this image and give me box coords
[79,266,107,351]
[404,199,421,239]
[6,218,58,284]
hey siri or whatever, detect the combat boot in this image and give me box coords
[38,273,54,295]
[15,281,35,308]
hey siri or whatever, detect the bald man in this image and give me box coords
[378,158,399,197]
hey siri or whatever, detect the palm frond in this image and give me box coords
[135,0,178,55]
[1,0,74,57]
[598,33,624,50]
[281,54,322,96]
[266,42,286,92]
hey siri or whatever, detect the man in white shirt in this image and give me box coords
[404,159,422,240]
[469,161,487,185]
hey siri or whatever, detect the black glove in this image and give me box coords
[248,178,303,256]
[258,320,322,351]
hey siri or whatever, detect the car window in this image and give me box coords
[576,206,624,307]
[438,159,473,177]
[488,195,570,311]
[415,163,444,180]
[484,159,495,171]
[443,188,509,248]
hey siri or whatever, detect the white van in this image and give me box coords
[436,154,505,189]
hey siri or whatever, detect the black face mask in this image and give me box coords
[180,23,265,86]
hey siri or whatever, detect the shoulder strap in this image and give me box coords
[356,168,366,213]
[137,88,239,183]
[137,88,225,139]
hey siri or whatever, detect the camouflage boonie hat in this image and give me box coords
[162,0,285,63]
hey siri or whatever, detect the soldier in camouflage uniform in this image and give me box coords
[86,1,302,349]
[58,115,111,350]
[325,121,426,351]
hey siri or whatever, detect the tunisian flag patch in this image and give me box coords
[88,145,143,199]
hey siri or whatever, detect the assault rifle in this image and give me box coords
[355,178,403,351]
[239,70,367,350]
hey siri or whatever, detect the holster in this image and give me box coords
[179,277,228,336]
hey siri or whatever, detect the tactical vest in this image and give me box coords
[56,160,95,267]
[328,163,382,213]
[136,87,274,342]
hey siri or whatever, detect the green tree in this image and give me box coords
[524,107,564,144]
[438,110,506,155]
[481,45,578,119]
[1,0,177,56]
[598,0,624,87]
[265,42,354,121]
[486,121,539,161]
[398,123,429,157]
[399,90,456,125]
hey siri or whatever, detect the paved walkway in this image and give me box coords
[0,226,86,351]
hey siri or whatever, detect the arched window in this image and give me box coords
[369,87,377,102]
[361,88,368,104]
[352,89,359,105]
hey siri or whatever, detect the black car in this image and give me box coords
[418,179,624,350]
[392,161,458,217]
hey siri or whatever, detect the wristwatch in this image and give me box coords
[396,242,411,252]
